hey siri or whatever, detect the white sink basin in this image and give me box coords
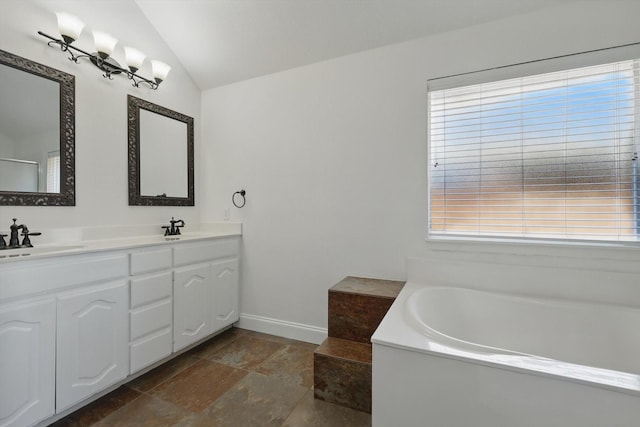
[0,244,85,258]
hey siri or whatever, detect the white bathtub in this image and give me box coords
[372,259,640,427]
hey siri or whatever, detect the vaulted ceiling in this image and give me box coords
[135,0,575,90]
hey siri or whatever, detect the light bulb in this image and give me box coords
[56,12,84,44]
[124,47,146,73]
[93,31,117,59]
[151,60,171,84]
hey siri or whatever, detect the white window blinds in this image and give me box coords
[47,151,60,193]
[429,59,640,242]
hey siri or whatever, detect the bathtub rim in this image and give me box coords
[371,281,640,397]
[405,285,640,363]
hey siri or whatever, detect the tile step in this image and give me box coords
[329,276,405,299]
[314,338,372,413]
[314,337,372,364]
[328,276,404,343]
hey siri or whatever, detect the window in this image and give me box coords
[428,56,640,243]
[47,150,60,193]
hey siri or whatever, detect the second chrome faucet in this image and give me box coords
[162,217,185,236]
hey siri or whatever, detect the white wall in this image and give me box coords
[0,0,201,232]
[0,132,17,158]
[201,1,640,341]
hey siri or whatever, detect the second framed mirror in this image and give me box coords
[128,95,194,206]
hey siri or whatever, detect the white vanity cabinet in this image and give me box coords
[130,237,241,360]
[0,298,55,427]
[56,280,129,412]
[0,251,129,424]
[173,237,240,352]
[0,233,240,426]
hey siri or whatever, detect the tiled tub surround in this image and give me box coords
[371,257,640,427]
[0,225,241,427]
[314,277,404,413]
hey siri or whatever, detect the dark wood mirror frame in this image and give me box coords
[0,49,75,206]
[128,95,194,206]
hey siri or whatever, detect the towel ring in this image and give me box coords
[232,190,246,208]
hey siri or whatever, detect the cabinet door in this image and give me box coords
[173,264,212,352]
[56,281,128,413]
[211,258,239,332]
[0,299,55,427]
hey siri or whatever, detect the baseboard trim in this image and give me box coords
[237,313,327,345]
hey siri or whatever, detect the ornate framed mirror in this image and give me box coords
[128,95,194,206]
[0,49,75,206]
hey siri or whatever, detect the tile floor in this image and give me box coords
[52,328,371,427]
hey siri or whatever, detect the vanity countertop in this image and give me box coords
[0,222,241,264]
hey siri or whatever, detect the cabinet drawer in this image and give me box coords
[130,247,172,275]
[1,253,128,302]
[130,271,172,308]
[173,238,239,267]
[130,299,172,341]
[130,328,172,374]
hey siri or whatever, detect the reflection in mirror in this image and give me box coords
[0,65,58,193]
[128,95,194,206]
[0,49,75,206]
[139,110,188,198]
[0,159,38,192]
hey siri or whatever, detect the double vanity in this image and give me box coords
[0,43,212,427]
[0,226,241,427]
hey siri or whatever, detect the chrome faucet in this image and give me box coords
[1,218,41,249]
[9,218,23,247]
[162,217,185,236]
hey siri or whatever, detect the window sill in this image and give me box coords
[427,233,639,249]
[424,233,640,271]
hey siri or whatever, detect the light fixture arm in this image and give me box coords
[38,30,162,90]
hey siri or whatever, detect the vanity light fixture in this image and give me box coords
[38,12,170,90]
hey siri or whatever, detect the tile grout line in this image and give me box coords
[278,383,315,427]
[253,343,291,370]
[129,329,249,395]
[190,329,249,360]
